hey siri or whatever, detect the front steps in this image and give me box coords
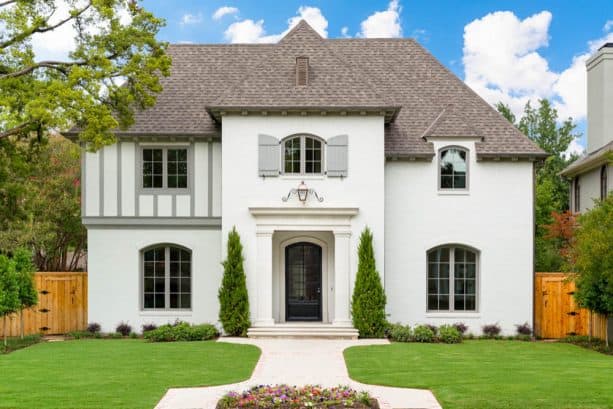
[247,323,359,339]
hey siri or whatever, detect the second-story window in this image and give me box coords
[283,135,323,175]
[439,147,468,190]
[142,147,189,190]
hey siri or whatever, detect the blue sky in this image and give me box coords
[139,0,613,153]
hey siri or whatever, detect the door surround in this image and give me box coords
[277,234,330,323]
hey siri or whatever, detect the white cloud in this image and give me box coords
[358,0,402,38]
[212,6,239,21]
[224,6,328,43]
[29,1,131,61]
[341,26,350,38]
[564,136,586,158]
[604,20,613,32]
[180,13,203,26]
[463,11,613,124]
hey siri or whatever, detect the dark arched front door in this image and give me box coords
[285,242,322,321]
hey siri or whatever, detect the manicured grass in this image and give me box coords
[0,339,260,409]
[344,340,613,409]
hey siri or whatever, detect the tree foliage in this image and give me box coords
[0,0,171,150]
[218,227,250,337]
[569,195,613,345]
[0,135,85,271]
[351,227,387,338]
[496,99,580,271]
[0,253,20,345]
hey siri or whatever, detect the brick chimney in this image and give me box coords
[586,43,613,153]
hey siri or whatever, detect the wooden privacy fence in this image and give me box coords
[0,272,87,337]
[535,272,608,339]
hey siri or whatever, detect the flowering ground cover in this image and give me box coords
[216,385,379,408]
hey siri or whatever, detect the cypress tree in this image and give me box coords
[351,227,387,338]
[218,227,250,336]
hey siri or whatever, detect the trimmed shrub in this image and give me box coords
[109,332,123,339]
[129,332,138,339]
[218,227,250,337]
[388,324,412,342]
[351,228,387,338]
[142,323,158,332]
[425,324,438,335]
[482,323,502,338]
[453,322,468,335]
[438,325,462,344]
[87,322,101,334]
[68,331,94,339]
[413,325,435,343]
[144,322,219,342]
[515,322,532,336]
[116,322,132,337]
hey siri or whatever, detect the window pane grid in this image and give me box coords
[440,148,467,189]
[427,247,476,312]
[284,137,301,174]
[167,149,188,189]
[142,149,164,188]
[143,246,191,310]
[283,135,323,175]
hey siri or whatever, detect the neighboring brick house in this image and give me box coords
[72,21,546,337]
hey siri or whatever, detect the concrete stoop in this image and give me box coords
[247,323,359,339]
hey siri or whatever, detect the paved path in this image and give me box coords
[155,338,441,409]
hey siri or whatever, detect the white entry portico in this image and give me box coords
[248,206,358,335]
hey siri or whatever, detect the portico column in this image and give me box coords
[333,230,352,326]
[255,230,274,326]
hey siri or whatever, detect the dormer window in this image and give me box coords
[296,57,309,86]
[439,147,468,190]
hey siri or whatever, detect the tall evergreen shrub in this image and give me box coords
[218,227,250,336]
[0,255,20,345]
[351,227,387,338]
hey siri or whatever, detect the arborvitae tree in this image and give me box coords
[351,227,387,338]
[13,248,38,339]
[0,255,20,346]
[218,227,250,336]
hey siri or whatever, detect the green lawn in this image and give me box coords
[344,340,613,409]
[0,339,260,409]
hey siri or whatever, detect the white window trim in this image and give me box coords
[426,245,479,313]
[281,134,325,176]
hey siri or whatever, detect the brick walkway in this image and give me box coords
[155,338,441,409]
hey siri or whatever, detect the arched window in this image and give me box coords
[283,135,323,175]
[601,165,608,200]
[439,147,468,189]
[143,245,191,310]
[427,245,478,311]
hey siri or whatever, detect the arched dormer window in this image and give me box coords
[427,245,478,312]
[439,147,468,190]
[142,245,191,310]
[283,135,323,175]
[601,165,608,200]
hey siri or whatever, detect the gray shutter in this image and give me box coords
[258,134,280,176]
[326,134,348,177]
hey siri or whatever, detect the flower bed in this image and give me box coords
[216,385,379,408]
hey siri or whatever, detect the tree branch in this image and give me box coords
[0,121,36,139]
[0,1,93,50]
[0,60,88,79]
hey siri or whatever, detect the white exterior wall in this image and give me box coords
[87,228,222,332]
[577,167,603,213]
[221,116,385,323]
[82,141,221,218]
[385,138,534,335]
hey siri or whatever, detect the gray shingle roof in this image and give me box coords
[107,20,545,159]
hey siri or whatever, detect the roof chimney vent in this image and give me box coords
[296,57,309,86]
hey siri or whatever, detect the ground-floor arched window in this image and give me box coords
[143,245,191,310]
[427,245,478,312]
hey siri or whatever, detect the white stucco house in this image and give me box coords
[74,21,546,337]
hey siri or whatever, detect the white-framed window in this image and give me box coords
[427,245,478,312]
[142,245,191,310]
[141,147,189,190]
[282,135,324,175]
[439,147,468,190]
